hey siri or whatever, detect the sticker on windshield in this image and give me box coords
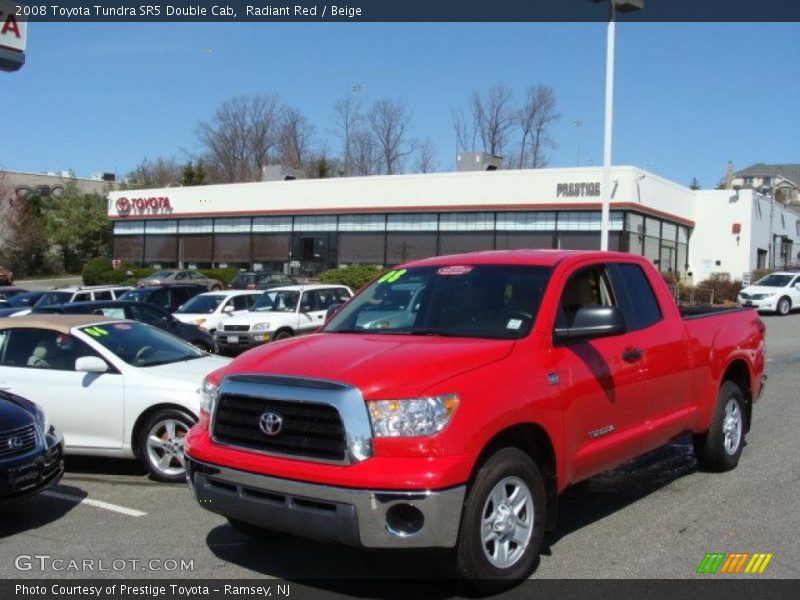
[112,323,133,330]
[84,326,109,337]
[506,318,523,330]
[437,265,474,276]
[378,269,407,283]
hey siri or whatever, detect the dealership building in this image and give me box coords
[106,165,800,282]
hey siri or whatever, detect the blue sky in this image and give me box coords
[3,22,798,189]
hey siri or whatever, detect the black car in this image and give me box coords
[119,284,206,313]
[228,271,296,290]
[32,300,216,352]
[0,291,45,318]
[0,390,64,507]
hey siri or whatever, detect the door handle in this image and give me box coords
[316,315,323,320]
[622,348,643,363]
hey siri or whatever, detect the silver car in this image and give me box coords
[137,270,223,291]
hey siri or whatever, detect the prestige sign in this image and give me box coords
[0,0,26,72]
[556,182,601,198]
[116,196,173,216]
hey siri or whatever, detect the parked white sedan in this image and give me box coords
[172,290,262,334]
[0,315,230,481]
[215,284,353,353]
[738,271,800,315]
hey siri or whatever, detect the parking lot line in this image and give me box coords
[42,491,148,517]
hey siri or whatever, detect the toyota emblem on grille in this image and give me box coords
[7,436,23,450]
[258,412,283,436]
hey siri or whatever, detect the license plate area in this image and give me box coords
[227,335,239,343]
[10,464,43,491]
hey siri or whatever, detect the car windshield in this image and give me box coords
[149,271,173,279]
[324,265,552,340]
[119,289,149,302]
[231,274,256,286]
[252,290,300,312]
[7,293,40,307]
[35,291,72,307]
[80,321,205,367]
[755,274,793,287]
[176,294,225,314]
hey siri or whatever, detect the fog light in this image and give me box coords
[385,503,424,537]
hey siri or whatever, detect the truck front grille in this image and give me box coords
[223,325,250,332]
[213,394,347,462]
[0,424,37,458]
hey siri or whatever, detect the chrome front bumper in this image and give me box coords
[187,458,466,548]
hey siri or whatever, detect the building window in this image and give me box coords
[338,233,386,264]
[496,212,557,231]
[438,232,494,254]
[662,222,677,242]
[214,234,251,264]
[253,216,292,232]
[557,211,623,231]
[626,213,644,234]
[757,249,768,270]
[338,214,386,232]
[385,233,437,264]
[145,220,178,235]
[179,219,213,234]
[644,217,660,238]
[144,236,177,263]
[496,232,554,249]
[253,234,290,262]
[438,212,494,231]
[386,213,438,231]
[114,236,143,262]
[114,221,145,235]
[215,218,251,233]
[294,215,337,232]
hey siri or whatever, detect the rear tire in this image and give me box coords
[776,296,791,316]
[454,448,546,594]
[693,381,746,472]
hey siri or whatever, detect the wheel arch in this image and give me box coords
[721,359,753,432]
[131,403,198,458]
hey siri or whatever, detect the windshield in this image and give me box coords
[251,290,299,312]
[119,289,149,302]
[7,293,42,307]
[35,291,72,307]
[231,274,256,286]
[324,265,552,339]
[176,294,225,314]
[80,322,205,367]
[148,271,173,279]
[756,274,794,287]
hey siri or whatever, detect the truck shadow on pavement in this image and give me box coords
[0,484,87,538]
[205,437,701,597]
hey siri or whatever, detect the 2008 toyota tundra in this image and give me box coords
[185,250,766,591]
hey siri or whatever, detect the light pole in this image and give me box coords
[572,119,584,166]
[592,0,644,251]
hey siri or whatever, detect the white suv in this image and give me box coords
[738,271,800,315]
[173,290,263,334]
[215,284,353,352]
[10,285,133,317]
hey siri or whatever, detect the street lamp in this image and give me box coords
[572,119,584,166]
[591,0,644,251]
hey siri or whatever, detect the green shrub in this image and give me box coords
[695,273,743,304]
[319,265,383,291]
[82,257,114,286]
[200,268,240,286]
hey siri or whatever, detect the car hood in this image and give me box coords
[741,285,786,295]
[226,333,515,399]
[141,355,232,385]
[0,307,27,318]
[0,391,36,430]
[223,311,294,325]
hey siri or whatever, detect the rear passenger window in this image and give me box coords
[74,293,90,302]
[610,263,662,331]
[94,291,113,301]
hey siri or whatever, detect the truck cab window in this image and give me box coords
[558,266,615,328]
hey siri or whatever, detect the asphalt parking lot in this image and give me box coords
[1,312,798,583]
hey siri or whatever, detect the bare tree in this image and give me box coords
[517,85,560,168]
[452,108,477,153]
[368,99,415,175]
[122,157,183,189]
[278,107,316,169]
[350,130,380,176]
[196,94,283,183]
[414,138,439,173]
[332,95,364,176]
[471,84,515,157]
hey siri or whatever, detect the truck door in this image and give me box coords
[550,263,651,482]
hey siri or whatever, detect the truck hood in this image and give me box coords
[227,333,515,399]
[741,285,787,295]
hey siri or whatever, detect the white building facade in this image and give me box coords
[106,166,800,282]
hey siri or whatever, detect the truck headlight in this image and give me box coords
[34,404,50,435]
[368,394,459,437]
[252,323,271,332]
[193,318,207,329]
[199,378,219,415]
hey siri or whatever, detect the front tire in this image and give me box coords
[137,409,196,482]
[776,296,791,316]
[273,329,293,341]
[454,448,546,594]
[693,381,746,472]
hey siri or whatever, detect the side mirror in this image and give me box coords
[325,303,343,322]
[795,284,800,291]
[554,306,626,343]
[75,356,109,373]
[222,305,235,314]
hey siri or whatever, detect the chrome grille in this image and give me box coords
[0,424,37,458]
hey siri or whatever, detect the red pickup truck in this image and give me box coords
[185,250,766,591]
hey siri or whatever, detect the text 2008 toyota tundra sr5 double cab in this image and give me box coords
[185,250,766,591]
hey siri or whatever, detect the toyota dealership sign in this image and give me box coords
[116,196,173,216]
[0,0,26,72]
